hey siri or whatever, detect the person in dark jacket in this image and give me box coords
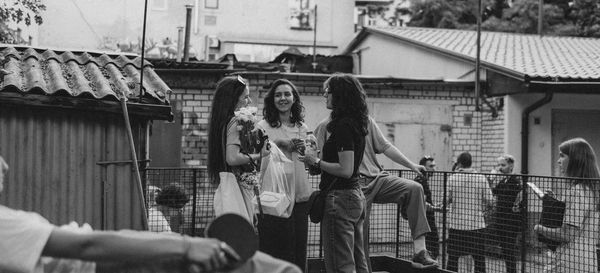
[489,154,522,273]
[414,156,441,259]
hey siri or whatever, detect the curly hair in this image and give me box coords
[559,137,600,209]
[324,74,368,136]
[262,79,305,128]
[155,184,190,209]
[207,75,248,184]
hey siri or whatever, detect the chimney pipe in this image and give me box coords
[176,26,184,62]
[183,5,193,62]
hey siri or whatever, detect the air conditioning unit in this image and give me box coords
[207,36,220,49]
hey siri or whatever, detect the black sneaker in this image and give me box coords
[411,250,438,269]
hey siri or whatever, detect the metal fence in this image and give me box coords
[144,167,600,273]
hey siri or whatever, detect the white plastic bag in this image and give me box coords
[214,172,252,223]
[253,141,294,218]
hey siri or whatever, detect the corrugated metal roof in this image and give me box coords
[0,45,171,104]
[351,26,600,81]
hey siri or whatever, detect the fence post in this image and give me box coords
[191,168,198,236]
[520,175,528,273]
[396,170,403,258]
[442,172,448,270]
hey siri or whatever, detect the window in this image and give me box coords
[205,0,218,9]
[289,0,314,30]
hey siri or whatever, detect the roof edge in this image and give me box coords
[350,27,526,81]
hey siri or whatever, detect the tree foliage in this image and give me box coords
[0,0,46,44]
[409,0,600,37]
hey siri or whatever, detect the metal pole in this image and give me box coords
[183,5,193,62]
[538,0,544,35]
[312,5,318,72]
[139,0,149,100]
[442,172,448,269]
[475,0,482,112]
[120,97,149,230]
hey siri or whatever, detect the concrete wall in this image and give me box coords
[354,34,479,81]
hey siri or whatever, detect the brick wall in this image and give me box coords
[157,70,504,170]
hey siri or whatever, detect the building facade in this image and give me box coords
[27,0,355,63]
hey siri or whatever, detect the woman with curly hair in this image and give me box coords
[256,79,311,271]
[534,137,600,272]
[207,75,269,225]
[155,184,190,233]
[300,74,369,273]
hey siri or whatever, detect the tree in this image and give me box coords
[409,0,599,37]
[0,0,46,44]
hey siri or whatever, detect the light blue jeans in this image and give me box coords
[322,188,368,273]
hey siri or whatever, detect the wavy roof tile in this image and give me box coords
[0,45,171,104]
[348,26,600,81]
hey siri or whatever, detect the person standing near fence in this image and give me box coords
[314,117,437,269]
[446,152,494,273]
[414,156,441,260]
[534,138,600,273]
[155,184,190,233]
[256,78,311,271]
[300,74,369,273]
[207,75,270,227]
[488,154,522,273]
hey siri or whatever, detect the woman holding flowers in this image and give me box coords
[256,79,311,271]
[300,74,369,273]
[208,75,269,226]
[534,137,600,272]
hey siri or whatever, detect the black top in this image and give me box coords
[319,118,365,191]
[492,175,523,222]
[414,174,435,217]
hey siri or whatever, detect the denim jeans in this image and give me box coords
[322,188,368,273]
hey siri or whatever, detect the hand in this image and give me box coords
[291,138,306,155]
[413,164,426,176]
[512,205,521,213]
[298,153,318,166]
[533,224,543,234]
[426,202,435,212]
[185,238,241,273]
[259,140,271,158]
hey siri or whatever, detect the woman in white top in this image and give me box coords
[257,79,312,271]
[534,138,600,272]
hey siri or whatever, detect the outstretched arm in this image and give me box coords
[383,146,425,174]
[43,228,239,271]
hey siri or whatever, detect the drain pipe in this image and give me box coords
[521,92,553,175]
[519,91,552,273]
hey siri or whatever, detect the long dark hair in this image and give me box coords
[207,75,248,184]
[263,79,305,128]
[325,74,368,136]
[559,137,600,209]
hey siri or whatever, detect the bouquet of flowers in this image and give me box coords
[234,106,268,156]
[233,106,268,190]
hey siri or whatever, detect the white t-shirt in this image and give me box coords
[257,120,311,202]
[0,205,55,273]
[147,207,172,233]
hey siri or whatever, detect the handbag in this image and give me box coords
[307,179,336,224]
[253,141,293,217]
[213,125,254,223]
[214,172,252,222]
[538,194,566,251]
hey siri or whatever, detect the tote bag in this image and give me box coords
[214,172,252,223]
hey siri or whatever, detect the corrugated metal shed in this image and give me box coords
[0,46,172,230]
